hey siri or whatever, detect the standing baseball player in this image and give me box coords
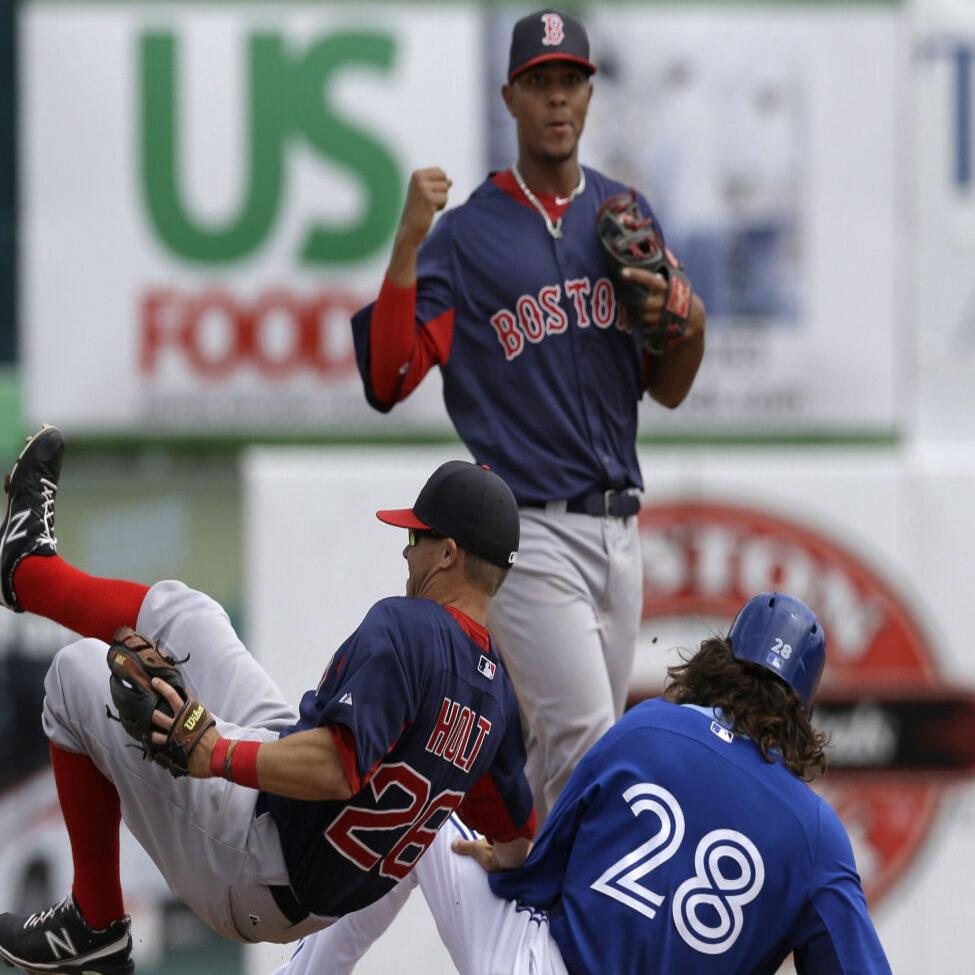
[0,426,535,975]
[271,594,892,975]
[352,8,707,821]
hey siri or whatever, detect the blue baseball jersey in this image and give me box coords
[491,699,891,975]
[352,167,663,505]
[263,597,533,918]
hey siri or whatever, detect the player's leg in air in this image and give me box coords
[0,426,299,974]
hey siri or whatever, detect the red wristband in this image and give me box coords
[229,740,261,790]
[210,737,231,779]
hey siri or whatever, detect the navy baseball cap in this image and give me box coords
[377,461,519,569]
[507,9,597,82]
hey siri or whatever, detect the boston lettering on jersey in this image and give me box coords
[490,277,632,362]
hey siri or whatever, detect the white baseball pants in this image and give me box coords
[271,815,569,975]
[41,580,333,944]
[487,506,643,822]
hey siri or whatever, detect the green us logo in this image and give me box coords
[140,31,402,265]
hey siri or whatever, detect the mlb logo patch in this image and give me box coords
[478,655,496,680]
[766,652,784,671]
[710,720,734,744]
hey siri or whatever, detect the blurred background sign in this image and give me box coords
[19,2,483,435]
[19,1,900,439]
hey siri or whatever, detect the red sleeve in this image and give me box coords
[330,724,362,794]
[369,277,454,407]
[458,773,537,843]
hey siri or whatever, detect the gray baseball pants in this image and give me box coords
[41,579,334,944]
[486,505,643,823]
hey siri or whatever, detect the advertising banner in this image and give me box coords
[487,5,902,435]
[244,445,975,974]
[20,2,482,433]
[911,0,975,442]
[22,2,900,437]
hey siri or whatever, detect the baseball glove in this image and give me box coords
[106,626,215,778]
[596,190,693,354]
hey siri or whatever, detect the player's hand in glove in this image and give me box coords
[597,190,694,355]
[106,627,217,779]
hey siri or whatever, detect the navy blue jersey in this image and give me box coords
[491,699,890,975]
[264,597,533,917]
[352,167,663,505]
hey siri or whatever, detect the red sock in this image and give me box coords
[14,556,148,643]
[50,744,125,929]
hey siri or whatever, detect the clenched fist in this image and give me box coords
[397,167,452,249]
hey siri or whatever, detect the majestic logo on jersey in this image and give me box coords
[635,500,963,906]
[540,13,565,46]
[490,276,627,362]
[425,696,492,771]
[478,655,496,680]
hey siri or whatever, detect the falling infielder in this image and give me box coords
[271,594,892,975]
[352,9,707,821]
[0,427,535,975]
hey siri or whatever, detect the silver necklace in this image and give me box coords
[511,164,586,239]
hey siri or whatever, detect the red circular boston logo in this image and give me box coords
[634,500,973,905]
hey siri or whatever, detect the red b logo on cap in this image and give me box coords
[541,13,565,46]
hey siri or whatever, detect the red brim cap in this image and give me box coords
[509,53,597,82]
[376,508,431,530]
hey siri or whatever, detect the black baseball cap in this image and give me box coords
[377,461,519,569]
[507,9,597,83]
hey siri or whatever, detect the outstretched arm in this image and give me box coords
[150,678,352,801]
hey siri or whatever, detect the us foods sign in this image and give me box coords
[636,501,973,904]
[22,7,480,432]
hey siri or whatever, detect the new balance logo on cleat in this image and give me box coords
[0,893,133,975]
[0,424,64,612]
[45,926,78,959]
[3,508,31,545]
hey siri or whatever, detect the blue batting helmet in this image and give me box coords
[728,593,825,709]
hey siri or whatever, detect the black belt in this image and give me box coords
[255,792,311,925]
[523,488,641,518]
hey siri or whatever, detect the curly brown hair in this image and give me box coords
[664,636,829,781]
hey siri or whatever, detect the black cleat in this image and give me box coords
[0,425,64,612]
[0,895,133,975]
